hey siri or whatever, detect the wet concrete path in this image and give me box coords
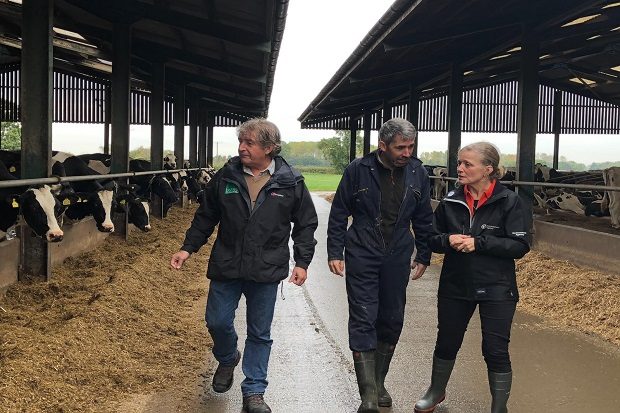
[193,194,619,412]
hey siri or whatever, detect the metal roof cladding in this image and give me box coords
[299,0,620,130]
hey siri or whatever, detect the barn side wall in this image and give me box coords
[0,238,19,292]
[0,217,111,297]
[533,221,620,276]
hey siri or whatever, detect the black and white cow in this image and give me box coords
[129,159,178,217]
[0,149,21,178]
[602,167,620,229]
[116,185,152,232]
[52,154,116,233]
[72,153,152,232]
[76,153,111,175]
[0,159,66,242]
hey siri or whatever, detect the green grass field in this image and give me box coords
[303,173,342,192]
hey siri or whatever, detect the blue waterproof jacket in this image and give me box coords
[327,151,434,265]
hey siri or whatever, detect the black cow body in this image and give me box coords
[129,159,178,217]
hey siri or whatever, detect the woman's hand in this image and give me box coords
[449,234,476,253]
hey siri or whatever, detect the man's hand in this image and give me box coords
[411,261,427,280]
[170,250,190,269]
[328,260,345,277]
[288,266,307,286]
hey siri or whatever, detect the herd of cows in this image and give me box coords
[0,150,216,243]
[425,164,620,229]
[1,150,619,246]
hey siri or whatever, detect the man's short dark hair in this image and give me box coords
[378,118,417,145]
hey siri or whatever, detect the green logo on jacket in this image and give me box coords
[224,182,239,194]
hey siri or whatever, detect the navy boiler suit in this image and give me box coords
[327,151,434,351]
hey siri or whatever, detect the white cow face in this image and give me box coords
[20,186,64,242]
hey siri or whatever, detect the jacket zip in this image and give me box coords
[445,193,508,233]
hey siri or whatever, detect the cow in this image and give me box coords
[163,154,177,169]
[77,153,111,175]
[432,166,448,199]
[1,159,66,242]
[544,191,586,215]
[129,159,178,217]
[0,149,21,178]
[116,186,152,232]
[72,153,152,232]
[52,154,116,233]
[602,167,620,229]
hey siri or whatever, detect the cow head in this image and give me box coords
[163,154,177,169]
[18,186,65,242]
[67,189,116,233]
[117,191,151,232]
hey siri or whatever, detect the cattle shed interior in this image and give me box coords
[0,0,288,284]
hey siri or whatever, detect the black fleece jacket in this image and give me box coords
[430,182,530,301]
[181,156,318,283]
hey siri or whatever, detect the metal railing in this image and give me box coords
[428,175,620,193]
[0,168,202,189]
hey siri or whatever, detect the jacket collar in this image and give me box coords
[446,181,510,204]
[224,156,302,187]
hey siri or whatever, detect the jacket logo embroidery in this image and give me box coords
[271,192,284,197]
[481,224,499,230]
[224,183,239,194]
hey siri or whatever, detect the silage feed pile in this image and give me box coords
[516,251,620,346]
[0,205,212,412]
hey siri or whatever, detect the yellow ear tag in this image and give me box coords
[9,166,16,173]
[63,198,71,206]
[12,199,19,208]
[120,199,127,205]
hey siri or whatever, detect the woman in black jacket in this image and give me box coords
[414,142,530,413]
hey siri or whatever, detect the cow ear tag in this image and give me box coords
[62,198,71,206]
[120,199,127,206]
[9,166,16,173]
[11,198,19,208]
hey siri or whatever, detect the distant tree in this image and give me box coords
[127,146,175,162]
[318,130,365,173]
[589,161,620,170]
[1,122,21,150]
[419,150,447,166]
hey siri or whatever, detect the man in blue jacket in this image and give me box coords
[327,118,434,413]
[170,118,318,413]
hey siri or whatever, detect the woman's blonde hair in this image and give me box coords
[459,141,501,180]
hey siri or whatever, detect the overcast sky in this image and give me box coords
[54,0,619,165]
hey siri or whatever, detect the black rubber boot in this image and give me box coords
[488,370,512,413]
[414,355,455,413]
[375,341,395,407]
[353,351,379,413]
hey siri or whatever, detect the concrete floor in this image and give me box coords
[193,194,620,413]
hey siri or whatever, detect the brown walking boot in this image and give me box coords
[243,394,272,413]
[212,350,241,393]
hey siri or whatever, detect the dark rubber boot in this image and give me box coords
[414,356,455,413]
[375,341,395,407]
[488,370,512,413]
[353,351,379,413]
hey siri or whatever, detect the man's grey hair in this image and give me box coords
[237,118,282,157]
[378,118,417,145]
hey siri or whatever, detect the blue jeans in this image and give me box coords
[205,279,279,396]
